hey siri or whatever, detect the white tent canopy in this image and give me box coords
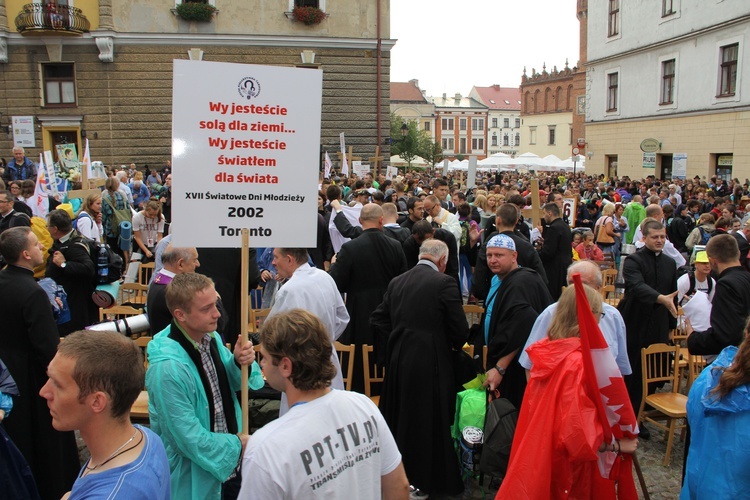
[389,154,429,167]
[559,155,586,171]
[512,152,554,169]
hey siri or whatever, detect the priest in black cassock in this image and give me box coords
[371,239,467,498]
[329,203,406,392]
[481,234,552,410]
[618,219,678,419]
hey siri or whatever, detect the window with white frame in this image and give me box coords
[548,126,556,145]
[608,0,620,37]
[607,72,619,112]
[42,63,77,107]
[492,134,497,146]
[515,118,520,128]
[423,121,431,132]
[503,118,509,128]
[472,118,484,131]
[459,138,467,154]
[529,127,537,145]
[459,118,467,131]
[442,118,454,131]
[492,118,498,128]
[441,137,454,151]
[514,133,520,146]
[472,138,484,150]
[719,43,738,97]
[503,134,509,146]
[662,0,675,17]
[661,59,675,104]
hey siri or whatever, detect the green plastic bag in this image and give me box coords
[452,387,486,442]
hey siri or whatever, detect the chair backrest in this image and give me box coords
[138,262,155,286]
[601,268,618,287]
[121,282,148,306]
[249,308,271,333]
[362,344,384,397]
[99,305,142,323]
[686,354,707,393]
[134,335,152,371]
[641,343,681,395]
[463,304,485,328]
[334,342,356,391]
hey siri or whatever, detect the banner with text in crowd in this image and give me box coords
[171,60,322,248]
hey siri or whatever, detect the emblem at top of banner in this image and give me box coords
[238,77,261,100]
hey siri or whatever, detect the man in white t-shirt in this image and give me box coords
[677,250,716,304]
[238,309,409,500]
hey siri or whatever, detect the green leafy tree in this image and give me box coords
[419,138,444,168]
[389,114,422,169]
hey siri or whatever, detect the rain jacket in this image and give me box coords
[681,346,750,499]
[498,337,616,499]
[623,202,646,245]
[146,325,264,499]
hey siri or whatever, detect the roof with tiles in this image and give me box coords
[391,81,429,103]
[471,85,522,110]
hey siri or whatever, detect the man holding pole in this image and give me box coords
[146,272,264,499]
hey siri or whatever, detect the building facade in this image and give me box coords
[0,0,394,170]
[584,0,750,180]
[519,61,581,160]
[469,85,521,157]
[432,92,488,160]
[390,79,435,139]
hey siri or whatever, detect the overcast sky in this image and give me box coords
[390,0,581,98]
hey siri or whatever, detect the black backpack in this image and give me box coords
[479,397,518,480]
[686,271,713,297]
[76,235,123,285]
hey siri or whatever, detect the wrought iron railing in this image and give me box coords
[15,2,90,35]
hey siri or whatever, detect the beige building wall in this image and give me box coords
[520,112,573,159]
[585,110,750,180]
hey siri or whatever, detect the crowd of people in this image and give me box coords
[1,146,750,499]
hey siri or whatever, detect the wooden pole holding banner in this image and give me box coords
[521,178,543,229]
[240,229,250,434]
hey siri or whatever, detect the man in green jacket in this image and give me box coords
[146,272,264,499]
[623,195,646,244]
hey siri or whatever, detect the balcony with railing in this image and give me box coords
[15,3,90,36]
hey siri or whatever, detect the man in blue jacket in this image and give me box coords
[3,147,37,183]
[146,272,264,499]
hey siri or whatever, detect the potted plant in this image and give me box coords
[292,6,326,25]
[175,2,217,22]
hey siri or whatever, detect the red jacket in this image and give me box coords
[497,337,616,499]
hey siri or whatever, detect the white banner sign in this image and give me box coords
[562,197,577,227]
[12,116,35,147]
[386,166,398,179]
[673,153,687,179]
[171,60,322,248]
[352,161,370,178]
[642,152,656,169]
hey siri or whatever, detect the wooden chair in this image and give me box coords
[601,268,618,287]
[685,353,707,394]
[137,261,155,286]
[121,282,148,307]
[334,342,356,391]
[249,308,272,333]
[362,344,384,406]
[99,305,142,323]
[638,343,688,465]
[463,304,484,328]
[130,336,152,423]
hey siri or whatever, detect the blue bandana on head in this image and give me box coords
[486,234,516,252]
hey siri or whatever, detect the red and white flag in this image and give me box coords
[573,273,639,498]
[324,151,332,179]
[32,154,49,218]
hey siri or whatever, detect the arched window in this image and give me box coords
[567,85,573,110]
[533,90,540,113]
[544,87,551,112]
[556,86,563,111]
[524,91,530,113]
